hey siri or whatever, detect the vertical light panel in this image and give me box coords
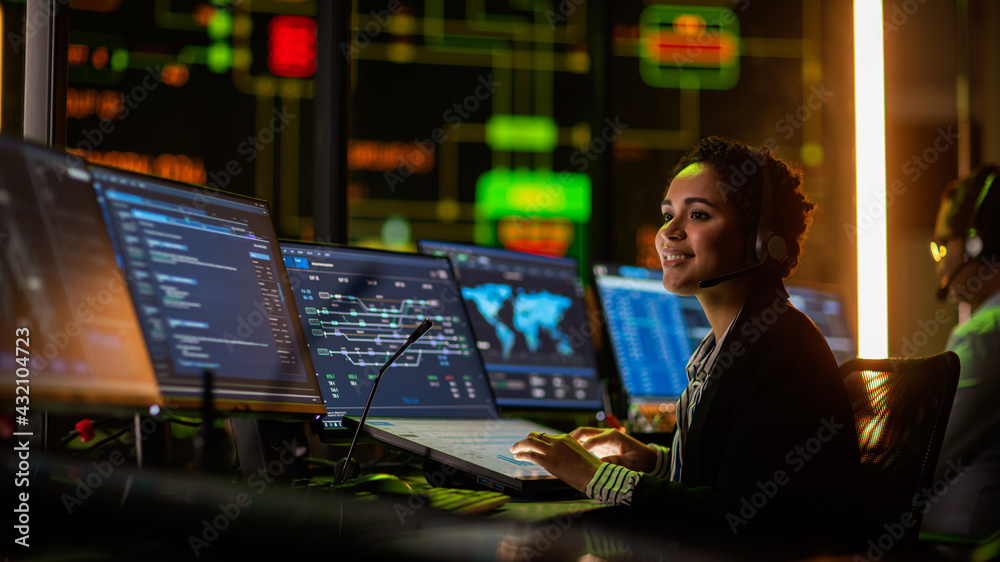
[0,4,4,132]
[854,0,888,358]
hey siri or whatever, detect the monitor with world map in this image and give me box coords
[418,241,604,411]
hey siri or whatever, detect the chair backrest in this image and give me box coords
[839,351,960,544]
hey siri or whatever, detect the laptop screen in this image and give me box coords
[417,241,603,410]
[593,263,710,403]
[88,166,324,415]
[279,242,498,429]
[786,283,857,365]
[0,137,163,411]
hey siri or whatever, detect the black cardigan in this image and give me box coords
[629,284,867,546]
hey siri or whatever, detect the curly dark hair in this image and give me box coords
[665,136,816,279]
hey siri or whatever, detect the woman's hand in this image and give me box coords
[509,428,660,492]
[509,432,602,492]
[569,427,659,473]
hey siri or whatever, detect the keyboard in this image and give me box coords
[421,486,510,515]
[298,475,510,515]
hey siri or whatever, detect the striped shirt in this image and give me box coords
[586,314,739,505]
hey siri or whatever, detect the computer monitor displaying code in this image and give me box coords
[279,242,498,429]
[592,263,710,403]
[418,241,603,410]
[0,136,163,410]
[786,283,857,365]
[88,166,324,415]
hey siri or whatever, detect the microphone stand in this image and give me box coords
[334,318,434,484]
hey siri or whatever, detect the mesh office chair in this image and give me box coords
[839,351,960,546]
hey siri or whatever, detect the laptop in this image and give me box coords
[416,241,604,414]
[279,241,570,494]
[592,263,711,431]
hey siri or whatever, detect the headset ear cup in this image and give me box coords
[966,235,983,260]
[767,234,788,263]
[754,232,788,264]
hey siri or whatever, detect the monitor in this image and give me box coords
[279,241,499,429]
[592,263,710,408]
[786,283,857,366]
[0,136,163,410]
[417,241,604,410]
[593,264,857,404]
[88,166,324,415]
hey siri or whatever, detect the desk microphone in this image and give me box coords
[334,318,434,484]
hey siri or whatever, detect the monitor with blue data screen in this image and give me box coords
[0,136,163,411]
[417,241,604,410]
[593,264,858,409]
[88,166,324,415]
[279,241,498,429]
[592,263,710,404]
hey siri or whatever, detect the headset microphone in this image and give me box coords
[334,318,434,484]
[936,261,975,301]
[698,261,766,289]
[698,162,788,289]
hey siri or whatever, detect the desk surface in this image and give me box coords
[7,451,968,561]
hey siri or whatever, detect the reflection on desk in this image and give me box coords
[7,451,945,560]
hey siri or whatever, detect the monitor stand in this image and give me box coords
[230,418,304,484]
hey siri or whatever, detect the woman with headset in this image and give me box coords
[511,137,867,548]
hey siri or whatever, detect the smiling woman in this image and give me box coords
[511,137,872,551]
